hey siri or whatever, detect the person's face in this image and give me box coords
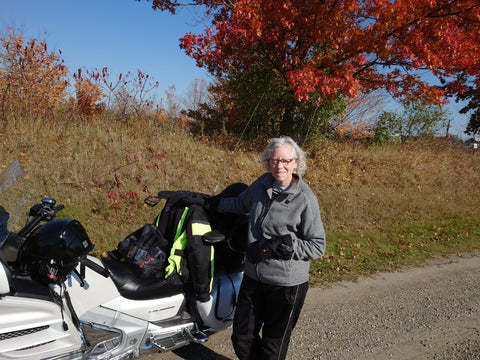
[269,144,298,185]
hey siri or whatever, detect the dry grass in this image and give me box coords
[307,141,480,230]
[1,115,480,285]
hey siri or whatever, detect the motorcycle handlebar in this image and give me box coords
[28,200,64,219]
[85,258,110,278]
[18,200,64,238]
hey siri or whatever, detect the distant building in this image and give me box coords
[465,137,479,149]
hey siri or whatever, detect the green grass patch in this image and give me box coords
[310,214,480,286]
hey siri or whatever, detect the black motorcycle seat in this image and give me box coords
[101,254,184,300]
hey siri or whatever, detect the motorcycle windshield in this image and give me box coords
[0,160,29,246]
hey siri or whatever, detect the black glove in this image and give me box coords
[246,238,274,264]
[246,235,294,264]
[272,234,294,260]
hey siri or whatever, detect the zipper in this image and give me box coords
[260,190,278,230]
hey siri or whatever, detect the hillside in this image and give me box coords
[1,119,479,285]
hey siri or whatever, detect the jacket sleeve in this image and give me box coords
[217,180,258,214]
[294,192,326,261]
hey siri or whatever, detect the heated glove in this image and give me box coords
[272,234,294,260]
[246,234,294,264]
[246,238,274,264]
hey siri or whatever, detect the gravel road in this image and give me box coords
[143,252,480,360]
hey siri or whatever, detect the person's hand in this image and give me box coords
[246,235,294,263]
[271,234,294,260]
[246,239,273,264]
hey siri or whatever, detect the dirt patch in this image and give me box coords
[143,252,480,360]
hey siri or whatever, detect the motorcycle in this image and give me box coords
[0,160,247,360]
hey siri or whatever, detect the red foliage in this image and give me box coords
[145,0,480,105]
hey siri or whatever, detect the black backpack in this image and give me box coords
[117,223,169,279]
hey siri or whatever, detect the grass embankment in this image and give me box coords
[1,117,479,286]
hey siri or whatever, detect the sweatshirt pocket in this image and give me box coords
[256,258,295,285]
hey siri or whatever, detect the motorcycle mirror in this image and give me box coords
[144,195,161,207]
[202,230,227,245]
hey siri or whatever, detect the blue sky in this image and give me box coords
[1,0,210,95]
[0,0,472,138]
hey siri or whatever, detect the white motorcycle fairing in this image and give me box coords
[66,256,186,322]
[65,255,243,358]
[0,283,83,360]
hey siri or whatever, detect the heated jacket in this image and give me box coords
[218,173,325,286]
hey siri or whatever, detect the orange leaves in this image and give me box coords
[0,29,69,119]
[73,69,106,120]
[158,0,480,105]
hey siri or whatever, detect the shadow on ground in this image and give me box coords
[170,342,232,359]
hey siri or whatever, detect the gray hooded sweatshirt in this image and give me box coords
[218,173,326,286]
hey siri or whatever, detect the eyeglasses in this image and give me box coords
[270,158,295,165]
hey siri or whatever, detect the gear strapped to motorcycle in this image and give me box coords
[1,160,249,360]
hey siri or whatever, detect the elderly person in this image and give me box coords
[212,135,326,360]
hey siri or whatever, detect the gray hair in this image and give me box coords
[261,136,307,176]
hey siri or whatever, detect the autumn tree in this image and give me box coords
[73,69,105,120]
[0,29,68,124]
[142,0,480,139]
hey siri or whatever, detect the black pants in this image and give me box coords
[231,275,309,360]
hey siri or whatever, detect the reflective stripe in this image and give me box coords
[165,207,189,277]
[191,222,211,236]
[209,243,215,292]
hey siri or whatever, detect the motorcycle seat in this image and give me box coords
[102,253,184,300]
